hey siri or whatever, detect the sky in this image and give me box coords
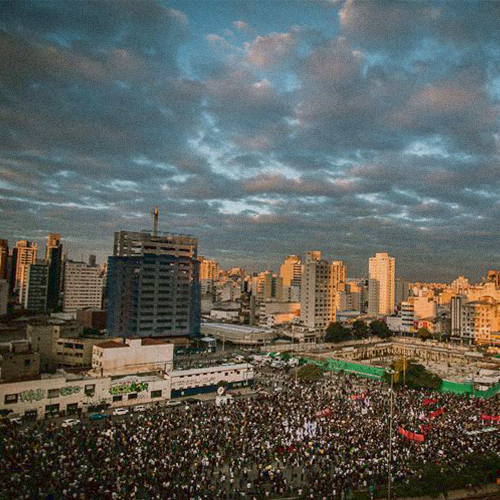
[1,0,500,281]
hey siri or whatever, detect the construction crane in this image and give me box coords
[152,206,159,236]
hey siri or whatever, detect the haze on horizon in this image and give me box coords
[1,0,500,281]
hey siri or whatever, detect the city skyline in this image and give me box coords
[1,1,500,280]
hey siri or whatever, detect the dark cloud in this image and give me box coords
[1,0,500,280]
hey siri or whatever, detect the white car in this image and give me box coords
[166,400,182,407]
[61,418,80,428]
[113,407,129,416]
[133,405,147,413]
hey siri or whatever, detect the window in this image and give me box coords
[48,389,60,399]
[64,343,74,349]
[84,384,95,396]
[128,393,138,400]
[75,344,84,350]
[45,404,60,414]
[151,390,162,398]
[24,359,31,367]
[112,395,122,402]
[4,394,18,405]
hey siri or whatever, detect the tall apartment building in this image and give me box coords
[12,240,38,294]
[63,260,104,312]
[198,256,219,295]
[451,296,500,346]
[395,278,411,307]
[0,239,8,280]
[279,255,303,287]
[300,251,343,331]
[368,253,395,315]
[45,233,63,311]
[279,255,302,302]
[450,295,464,341]
[22,261,48,312]
[107,230,200,338]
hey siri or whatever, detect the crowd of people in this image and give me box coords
[1,366,499,500]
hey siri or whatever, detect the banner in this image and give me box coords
[429,408,446,419]
[422,398,437,406]
[481,414,500,422]
[398,427,425,442]
[316,408,331,418]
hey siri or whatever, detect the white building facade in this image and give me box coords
[63,260,104,312]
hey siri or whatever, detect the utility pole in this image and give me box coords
[386,368,395,500]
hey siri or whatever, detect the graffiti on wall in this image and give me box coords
[19,389,45,402]
[109,381,149,396]
[60,386,81,397]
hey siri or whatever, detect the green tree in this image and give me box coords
[325,322,352,343]
[352,320,369,339]
[369,320,391,338]
[418,327,432,340]
[297,363,325,382]
[385,361,442,389]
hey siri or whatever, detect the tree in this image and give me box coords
[297,363,325,382]
[369,320,391,339]
[418,327,432,341]
[325,322,352,343]
[352,320,369,339]
[385,361,442,389]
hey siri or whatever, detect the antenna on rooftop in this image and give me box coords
[152,206,159,236]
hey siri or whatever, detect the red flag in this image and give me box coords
[423,398,437,406]
[481,414,500,422]
[399,427,425,442]
[315,408,331,418]
[429,408,446,419]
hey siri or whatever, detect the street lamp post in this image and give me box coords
[386,368,395,500]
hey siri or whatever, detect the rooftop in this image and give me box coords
[96,340,127,349]
[141,338,171,346]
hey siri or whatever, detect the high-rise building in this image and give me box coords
[395,278,411,308]
[279,255,303,287]
[0,279,8,316]
[300,251,341,331]
[279,255,302,302]
[0,239,8,280]
[107,230,200,338]
[368,253,395,315]
[45,233,63,312]
[22,261,48,312]
[198,256,219,295]
[63,260,104,312]
[12,240,38,294]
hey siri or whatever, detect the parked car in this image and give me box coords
[166,400,182,407]
[61,418,80,428]
[133,405,147,412]
[89,413,108,421]
[112,408,129,416]
[215,395,234,407]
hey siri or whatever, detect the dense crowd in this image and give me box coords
[1,368,499,500]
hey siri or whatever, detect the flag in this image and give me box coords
[481,414,500,422]
[423,398,437,406]
[429,408,446,419]
[399,427,425,442]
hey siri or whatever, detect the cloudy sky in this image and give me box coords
[1,0,500,281]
